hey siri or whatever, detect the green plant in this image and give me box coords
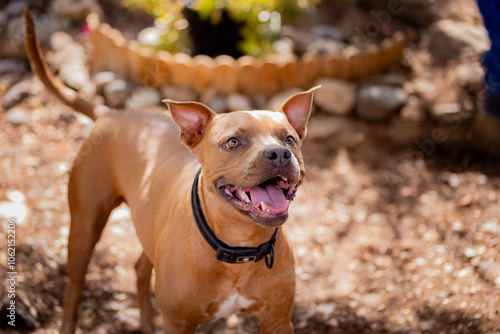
[125,0,318,57]
[125,0,192,53]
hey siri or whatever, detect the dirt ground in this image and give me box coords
[1,0,500,333]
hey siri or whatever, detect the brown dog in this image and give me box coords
[24,9,319,333]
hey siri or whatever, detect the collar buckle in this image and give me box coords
[215,244,273,266]
[236,256,258,263]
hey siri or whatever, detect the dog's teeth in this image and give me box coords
[238,189,251,203]
[261,202,271,213]
[281,176,288,182]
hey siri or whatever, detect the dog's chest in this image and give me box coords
[213,293,254,319]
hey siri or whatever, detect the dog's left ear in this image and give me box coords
[278,86,321,140]
[163,100,216,149]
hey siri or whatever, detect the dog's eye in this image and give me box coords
[285,136,295,146]
[225,138,240,149]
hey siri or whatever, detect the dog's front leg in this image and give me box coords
[259,318,294,334]
[253,291,295,334]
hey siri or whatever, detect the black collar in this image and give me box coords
[191,168,278,269]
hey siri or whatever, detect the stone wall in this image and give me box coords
[86,13,411,98]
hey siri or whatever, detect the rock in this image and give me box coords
[3,80,32,109]
[267,88,302,111]
[0,11,7,29]
[0,59,28,75]
[200,87,226,114]
[420,320,435,332]
[200,87,218,105]
[226,93,253,111]
[315,303,335,316]
[273,38,294,55]
[360,293,384,308]
[363,73,407,87]
[48,32,90,91]
[92,71,116,94]
[281,25,312,55]
[50,31,74,52]
[458,193,473,207]
[430,102,459,116]
[109,204,131,222]
[306,38,344,56]
[307,116,349,140]
[314,78,357,115]
[310,25,343,40]
[307,115,368,148]
[0,201,28,223]
[161,85,198,102]
[138,26,163,47]
[60,64,90,92]
[35,15,73,42]
[79,83,98,102]
[430,102,472,124]
[481,220,500,235]
[125,87,161,109]
[356,84,407,122]
[5,1,27,17]
[429,20,489,61]
[253,93,268,110]
[455,62,484,90]
[50,0,101,23]
[6,106,29,125]
[0,72,24,94]
[103,79,132,108]
[0,14,72,59]
[209,96,227,114]
[6,189,25,203]
[478,262,500,286]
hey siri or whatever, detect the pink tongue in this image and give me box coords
[247,184,288,213]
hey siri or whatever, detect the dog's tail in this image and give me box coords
[24,7,109,121]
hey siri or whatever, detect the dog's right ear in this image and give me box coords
[278,85,320,140]
[162,100,216,149]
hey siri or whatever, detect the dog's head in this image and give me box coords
[163,86,319,227]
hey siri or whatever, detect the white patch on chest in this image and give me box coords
[213,293,254,319]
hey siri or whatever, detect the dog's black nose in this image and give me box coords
[264,147,292,167]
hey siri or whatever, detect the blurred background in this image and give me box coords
[1,0,499,333]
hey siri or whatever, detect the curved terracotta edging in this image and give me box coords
[87,13,411,97]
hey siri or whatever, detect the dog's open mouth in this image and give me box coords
[217,176,298,224]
